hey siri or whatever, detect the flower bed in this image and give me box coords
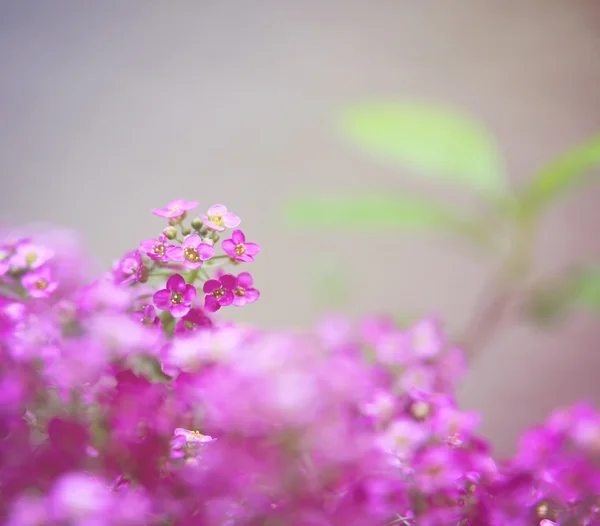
[0,201,598,525]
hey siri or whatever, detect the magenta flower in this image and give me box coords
[201,204,241,232]
[174,307,213,335]
[153,274,196,318]
[21,266,58,298]
[203,273,237,312]
[136,304,162,328]
[49,472,112,521]
[231,272,260,307]
[406,318,444,359]
[9,241,54,270]
[139,234,173,262]
[168,234,214,270]
[152,199,198,219]
[0,259,8,279]
[112,250,147,285]
[222,229,260,262]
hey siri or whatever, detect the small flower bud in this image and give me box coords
[198,227,208,237]
[181,226,192,236]
[163,227,177,240]
[210,233,220,243]
[191,217,204,230]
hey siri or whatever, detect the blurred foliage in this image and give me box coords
[340,101,506,196]
[285,99,600,331]
[285,194,491,248]
[517,133,600,219]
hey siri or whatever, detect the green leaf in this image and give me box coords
[285,194,492,248]
[574,268,600,315]
[340,101,506,196]
[519,133,600,217]
[526,267,600,325]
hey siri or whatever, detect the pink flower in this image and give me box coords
[112,250,147,285]
[174,307,212,335]
[201,204,241,232]
[152,199,198,219]
[136,304,162,328]
[168,234,214,270]
[231,272,260,307]
[49,472,112,521]
[413,445,462,493]
[203,274,237,312]
[0,260,8,278]
[406,318,444,359]
[398,365,436,395]
[21,266,58,298]
[9,241,54,270]
[222,229,260,262]
[378,418,429,460]
[153,274,197,318]
[139,234,173,262]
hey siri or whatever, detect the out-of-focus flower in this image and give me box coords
[21,266,58,298]
[9,241,54,270]
[113,250,147,285]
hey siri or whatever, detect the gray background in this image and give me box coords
[1,1,600,455]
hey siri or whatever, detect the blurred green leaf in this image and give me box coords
[527,267,600,325]
[285,194,492,248]
[340,101,506,196]
[574,268,600,315]
[518,133,600,217]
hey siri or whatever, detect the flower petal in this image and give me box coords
[203,279,221,294]
[204,295,220,312]
[244,242,261,256]
[219,290,234,306]
[167,273,186,293]
[208,204,227,216]
[245,288,260,303]
[236,272,253,288]
[223,213,241,228]
[232,295,245,307]
[221,239,236,256]
[170,303,190,318]
[153,289,171,310]
[166,246,183,262]
[220,274,237,290]
[231,229,245,244]
[183,234,201,249]
[183,284,197,304]
[197,243,215,261]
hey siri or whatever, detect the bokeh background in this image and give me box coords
[1,1,600,455]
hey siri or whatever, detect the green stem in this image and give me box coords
[459,211,536,361]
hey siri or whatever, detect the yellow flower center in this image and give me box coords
[35,279,48,290]
[212,288,225,300]
[208,214,224,227]
[171,292,184,304]
[235,244,246,256]
[25,252,38,265]
[152,243,166,256]
[234,287,245,297]
[184,247,200,263]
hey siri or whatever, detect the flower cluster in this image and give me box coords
[1,200,599,525]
